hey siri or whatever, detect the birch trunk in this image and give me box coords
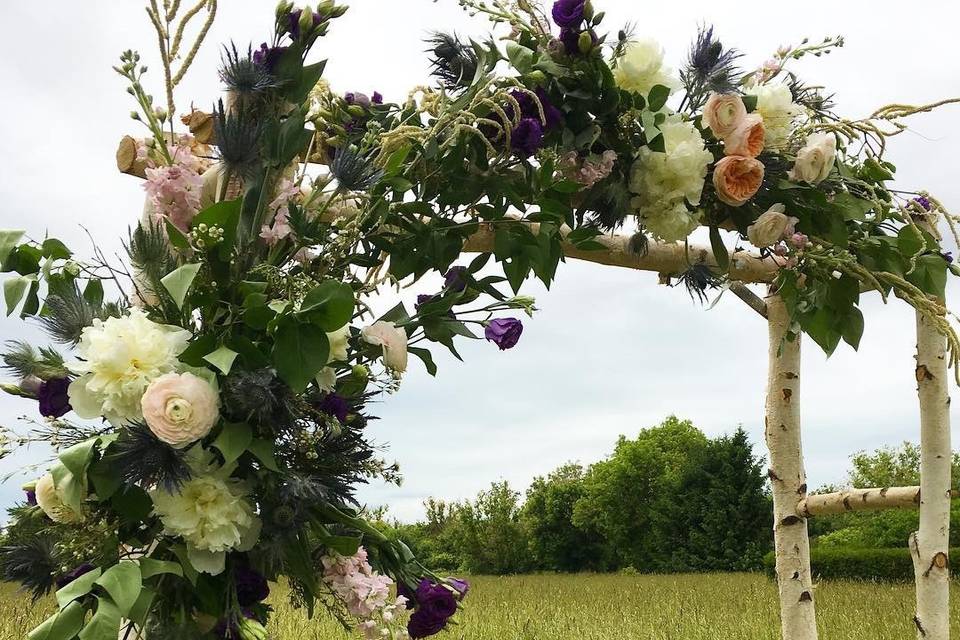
[765,294,818,640]
[911,307,952,640]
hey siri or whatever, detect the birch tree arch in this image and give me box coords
[0,2,957,640]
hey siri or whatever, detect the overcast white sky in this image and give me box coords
[1,1,959,522]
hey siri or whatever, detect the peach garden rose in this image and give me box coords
[724,114,765,158]
[141,372,220,448]
[712,155,765,207]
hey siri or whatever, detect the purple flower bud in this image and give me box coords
[253,42,287,71]
[317,392,349,423]
[447,577,469,599]
[38,378,71,418]
[372,91,384,105]
[914,196,933,211]
[56,564,96,589]
[485,318,523,350]
[551,0,586,28]
[345,92,371,108]
[941,251,954,264]
[25,490,37,506]
[234,566,270,606]
[443,266,468,292]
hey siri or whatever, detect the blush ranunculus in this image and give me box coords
[724,114,765,158]
[712,155,765,207]
[141,372,220,448]
[702,93,747,139]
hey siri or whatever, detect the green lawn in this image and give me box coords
[3,573,958,639]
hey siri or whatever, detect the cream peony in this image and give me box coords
[141,372,220,448]
[68,308,191,424]
[327,324,350,363]
[702,94,747,139]
[151,473,260,575]
[745,83,802,149]
[361,321,408,373]
[628,116,713,242]
[35,473,84,524]
[747,204,797,248]
[724,114,765,158]
[613,38,680,99]
[789,132,837,185]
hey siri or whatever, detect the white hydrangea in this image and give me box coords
[629,116,713,242]
[612,38,680,99]
[745,83,803,150]
[151,472,260,575]
[68,308,192,424]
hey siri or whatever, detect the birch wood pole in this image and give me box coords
[911,297,952,639]
[765,294,818,640]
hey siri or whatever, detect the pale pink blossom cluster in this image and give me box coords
[260,179,302,246]
[143,135,206,233]
[560,150,617,188]
[321,547,409,639]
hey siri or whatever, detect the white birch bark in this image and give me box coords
[765,294,818,640]
[911,307,952,640]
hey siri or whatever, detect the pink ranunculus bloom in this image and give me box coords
[141,372,220,448]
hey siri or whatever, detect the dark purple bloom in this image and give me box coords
[941,251,954,264]
[345,92,372,108]
[372,91,384,104]
[213,609,257,639]
[485,318,523,350]
[25,490,37,506]
[317,392,349,423]
[552,0,586,28]
[914,196,933,211]
[38,378,71,418]
[253,42,287,71]
[509,89,563,131]
[447,578,470,599]
[407,580,459,639]
[559,28,594,55]
[287,9,323,39]
[56,564,95,589]
[235,566,270,606]
[443,266,468,292]
[511,118,544,157]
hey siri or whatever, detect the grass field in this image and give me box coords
[2,573,958,639]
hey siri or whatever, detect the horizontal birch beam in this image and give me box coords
[798,486,960,518]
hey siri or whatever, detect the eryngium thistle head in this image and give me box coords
[213,99,263,181]
[330,145,383,192]
[426,32,479,91]
[675,263,723,304]
[684,26,741,94]
[104,423,192,492]
[219,42,281,95]
[37,285,95,346]
[221,368,291,427]
[0,537,58,602]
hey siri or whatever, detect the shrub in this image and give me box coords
[763,546,960,582]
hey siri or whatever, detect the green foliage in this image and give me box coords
[763,547,960,582]
[455,482,533,575]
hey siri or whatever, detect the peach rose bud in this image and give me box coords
[141,372,220,448]
[724,114,765,158]
[702,93,747,139]
[713,155,765,207]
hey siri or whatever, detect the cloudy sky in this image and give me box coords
[1,1,958,522]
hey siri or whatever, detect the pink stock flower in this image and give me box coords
[560,150,617,188]
[321,547,410,637]
[144,163,204,232]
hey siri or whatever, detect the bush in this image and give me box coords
[763,546,960,582]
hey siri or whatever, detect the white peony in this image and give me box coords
[613,38,680,99]
[35,472,85,524]
[68,309,192,424]
[789,132,837,184]
[745,83,802,150]
[151,472,260,575]
[628,116,714,242]
[327,324,350,363]
[361,321,408,373]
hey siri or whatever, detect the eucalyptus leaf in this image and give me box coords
[94,562,141,617]
[77,596,122,640]
[55,567,102,608]
[161,263,202,309]
[28,601,86,640]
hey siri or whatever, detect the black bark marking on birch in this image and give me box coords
[791,571,800,580]
[781,515,803,526]
[799,591,813,603]
[768,469,781,482]
[797,483,807,495]
[914,615,926,636]
[916,364,934,382]
[784,371,798,379]
[879,487,889,497]
[781,388,792,403]
[842,496,852,511]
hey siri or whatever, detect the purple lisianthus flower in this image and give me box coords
[25,490,37,506]
[941,251,954,264]
[253,42,287,71]
[235,566,270,606]
[443,266,468,292]
[485,318,523,350]
[317,392,349,423]
[407,580,459,639]
[372,91,384,105]
[447,577,470,600]
[56,564,96,589]
[287,9,323,39]
[552,0,586,28]
[38,378,71,418]
[345,92,372,108]
[559,28,595,55]
[511,118,544,157]
[510,89,563,131]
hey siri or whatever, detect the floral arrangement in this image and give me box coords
[1,0,958,639]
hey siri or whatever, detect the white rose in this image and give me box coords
[745,83,802,149]
[613,38,680,99]
[141,372,220,448]
[327,324,350,363]
[35,473,84,524]
[361,321,408,373]
[747,204,798,248]
[789,132,837,185]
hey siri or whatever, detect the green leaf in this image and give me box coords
[742,94,758,112]
[192,199,243,259]
[138,558,183,580]
[319,534,362,556]
[170,545,198,586]
[203,345,239,375]
[83,279,104,309]
[94,562,141,616]
[161,262,202,309]
[164,220,191,251]
[248,439,280,472]
[299,280,355,331]
[28,601,85,640]
[505,42,535,73]
[898,224,926,258]
[408,346,437,376]
[273,320,330,392]
[841,306,865,349]
[0,229,25,267]
[60,438,99,478]
[127,587,155,628]
[212,422,253,466]
[78,596,122,640]
[709,226,729,271]
[290,59,327,104]
[647,85,671,112]
[55,567,102,608]
[41,238,72,260]
[4,274,34,316]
